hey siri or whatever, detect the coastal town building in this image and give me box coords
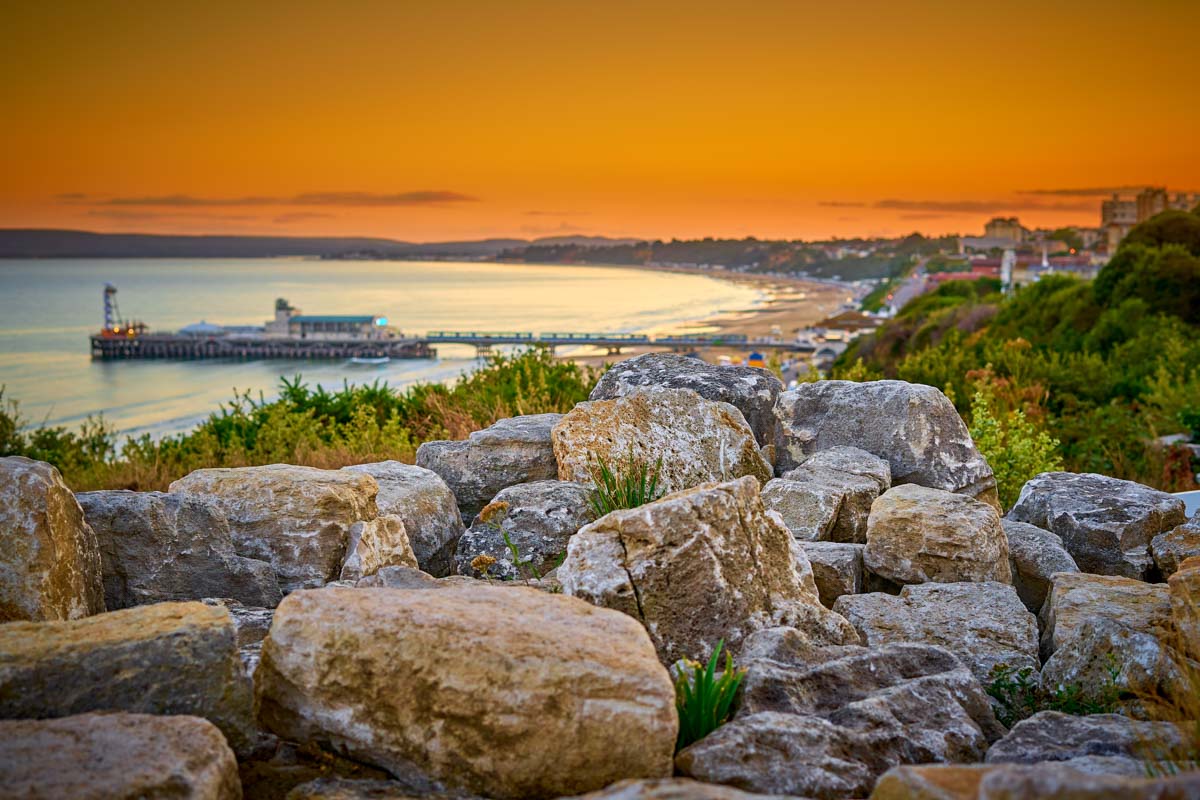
[983,217,1026,243]
[1102,188,1199,252]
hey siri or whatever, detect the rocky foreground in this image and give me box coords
[2,353,1199,799]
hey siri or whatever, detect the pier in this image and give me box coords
[88,286,810,362]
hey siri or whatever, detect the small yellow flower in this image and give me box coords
[479,500,510,525]
[470,554,497,573]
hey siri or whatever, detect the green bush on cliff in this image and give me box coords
[836,205,1200,491]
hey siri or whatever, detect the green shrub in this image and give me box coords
[587,451,664,518]
[968,381,1063,510]
[673,640,745,752]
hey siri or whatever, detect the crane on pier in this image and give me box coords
[100,284,147,338]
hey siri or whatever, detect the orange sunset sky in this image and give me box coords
[2,0,1198,242]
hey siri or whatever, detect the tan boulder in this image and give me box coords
[864,484,1010,586]
[1168,555,1200,661]
[169,464,381,592]
[0,712,241,800]
[256,585,676,799]
[560,476,858,664]
[1040,572,1173,659]
[0,456,105,621]
[338,514,418,581]
[870,762,1200,800]
[552,387,771,495]
[833,582,1038,683]
[0,600,256,754]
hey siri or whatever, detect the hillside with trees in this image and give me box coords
[836,207,1200,493]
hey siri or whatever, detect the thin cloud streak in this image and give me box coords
[875,198,1097,214]
[64,191,479,207]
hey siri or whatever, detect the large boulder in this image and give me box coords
[771,380,998,506]
[800,541,864,607]
[763,467,880,543]
[455,480,591,580]
[338,515,418,582]
[588,352,784,447]
[1151,513,1200,577]
[833,582,1038,683]
[169,464,381,593]
[202,597,273,674]
[416,413,562,518]
[1168,555,1200,661]
[1039,572,1173,659]
[342,461,465,576]
[560,477,858,664]
[871,762,1200,800]
[0,600,255,754]
[677,643,1004,800]
[795,446,892,493]
[566,778,801,800]
[1040,618,1194,714]
[77,489,280,609]
[0,712,241,800]
[736,642,1003,738]
[1002,519,1078,613]
[256,585,676,799]
[863,484,1010,586]
[985,710,1186,764]
[0,456,104,621]
[1007,472,1187,579]
[552,388,772,496]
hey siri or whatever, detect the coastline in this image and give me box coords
[555,263,856,368]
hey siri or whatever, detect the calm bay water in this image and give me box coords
[0,258,763,439]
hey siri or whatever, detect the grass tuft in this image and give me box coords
[673,639,745,753]
[587,450,664,518]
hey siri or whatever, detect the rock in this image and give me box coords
[562,778,800,800]
[338,515,418,582]
[763,467,880,543]
[455,480,592,580]
[287,777,476,799]
[1007,472,1187,579]
[795,446,892,493]
[966,766,1200,800]
[552,388,772,496]
[985,710,1186,764]
[1040,618,1194,714]
[342,461,465,577]
[1168,555,1200,661]
[239,738,395,800]
[416,414,562,518]
[870,761,1196,800]
[863,484,1011,586]
[1001,519,1078,613]
[0,712,241,800]
[800,542,864,607]
[202,597,274,675]
[256,585,676,799]
[833,582,1038,684]
[772,380,998,506]
[588,352,784,447]
[738,625,866,667]
[355,565,444,589]
[169,464,381,593]
[677,684,997,800]
[0,456,105,622]
[78,489,281,609]
[1151,514,1200,577]
[1039,572,1173,659]
[737,642,1004,738]
[0,600,256,755]
[560,476,858,664]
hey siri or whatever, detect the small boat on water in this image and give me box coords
[349,356,390,365]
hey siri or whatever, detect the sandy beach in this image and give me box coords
[564,265,856,368]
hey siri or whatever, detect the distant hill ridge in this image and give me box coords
[0,229,639,259]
